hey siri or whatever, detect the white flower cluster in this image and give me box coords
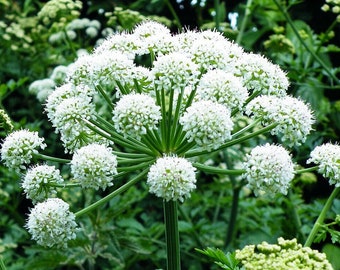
[246,95,314,146]
[112,93,161,139]
[26,198,78,249]
[307,143,340,186]
[1,130,46,171]
[196,69,248,111]
[180,100,233,151]
[147,156,196,202]
[22,164,64,203]
[70,143,118,190]
[243,144,295,196]
[29,78,56,102]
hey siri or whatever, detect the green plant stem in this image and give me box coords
[164,200,181,270]
[75,168,148,217]
[304,187,340,247]
[272,0,339,83]
[214,0,220,30]
[95,84,114,110]
[225,185,241,248]
[0,256,6,270]
[164,0,182,29]
[236,0,253,44]
[193,162,245,175]
[35,153,70,163]
[186,122,278,157]
[295,166,318,174]
[286,191,305,243]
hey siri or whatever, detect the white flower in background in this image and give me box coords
[180,100,233,151]
[1,130,46,171]
[152,52,200,93]
[147,156,196,202]
[246,95,314,147]
[242,144,295,196]
[70,143,118,190]
[112,93,161,139]
[307,143,340,186]
[26,198,78,248]
[50,65,69,85]
[29,78,56,102]
[196,69,248,111]
[22,164,64,203]
[234,53,289,96]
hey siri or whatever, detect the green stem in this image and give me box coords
[295,166,318,174]
[0,256,6,270]
[75,168,148,217]
[164,0,182,29]
[225,186,241,248]
[95,84,114,110]
[236,0,253,44]
[163,200,181,270]
[35,153,70,163]
[117,160,155,172]
[304,187,340,247]
[193,162,245,175]
[272,0,339,83]
[186,122,278,157]
[214,0,221,30]
[49,183,81,188]
[286,191,305,243]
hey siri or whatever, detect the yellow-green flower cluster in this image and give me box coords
[236,238,333,270]
[38,0,82,26]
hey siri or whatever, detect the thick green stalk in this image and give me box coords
[225,185,241,247]
[35,153,70,164]
[75,168,148,217]
[304,187,340,247]
[164,200,181,270]
[193,162,245,176]
[164,0,182,29]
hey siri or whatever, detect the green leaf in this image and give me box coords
[195,247,241,270]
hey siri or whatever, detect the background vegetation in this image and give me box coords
[1,0,339,269]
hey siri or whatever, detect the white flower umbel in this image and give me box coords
[246,95,314,147]
[132,20,174,55]
[235,53,289,96]
[243,144,295,196]
[147,156,196,202]
[1,130,46,171]
[196,69,248,111]
[29,78,56,102]
[51,95,98,152]
[26,198,78,248]
[67,51,135,87]
[307,143,340,187]
[70,143,118,190]
[112,93,161,139]
[152,52,200,93]
[22,164,64,203]
[180,100,233,151]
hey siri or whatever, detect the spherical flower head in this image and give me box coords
[132,20,175,55]
[26,198,78,249]
[236,237,333,270]
[71,143,118,190]
[242,143,295,196]
[307,143,340,187]
[67,51,135,87]
[22,165,64,203]
[246,95,315,147]
[234,52,289,96]
[152,52,200,94]
[179,100,233,151]
[94,32,141,60]
[147,156,196,202]
[189,38,241,72]
[1,130,46,171]
[196,69,248,111]
[45,83,94,122]
[112,93,161,139]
